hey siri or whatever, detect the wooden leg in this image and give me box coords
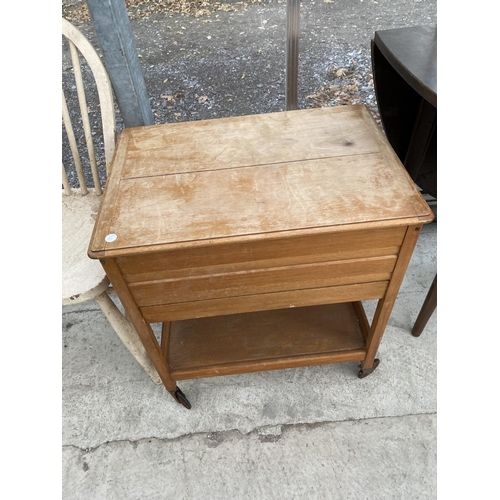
[160,321,170,358]
[361,225,423,371]
[100,259,192,408]
[411,275,437,337]
[94,291,162,384]
[353,301,370,341]
[358,358,380,378]
[361,296,387,371]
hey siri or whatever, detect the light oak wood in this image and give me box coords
[91,154,428,253]
[140,281,389,323]
[91,219,426,259]
[172,350,367,380]
[117,226,405,283]
[89,106,431,257]
[94,291,160,383]
[87,104,433,402]
[130,256,396,307]
[169,303,365,368]
[121,105,380,179]
[361,225,423,369]
[353,301,371,341]
[160,321,170,357]
[101,258,177,392]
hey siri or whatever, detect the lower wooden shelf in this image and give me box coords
[168,302,368,380]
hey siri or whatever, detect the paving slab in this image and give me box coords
[63,413,437,499]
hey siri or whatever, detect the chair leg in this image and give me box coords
[411,275,437,337]
[94,291,162,384]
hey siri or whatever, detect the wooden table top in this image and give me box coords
[89,105,433,258]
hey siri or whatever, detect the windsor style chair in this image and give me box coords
[62,17,161,384]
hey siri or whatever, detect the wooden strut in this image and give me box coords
[100,258,178,395]
[160,321,170,357]
[411,274,437,337]
[93,291,162,385]
[361,224,423,370]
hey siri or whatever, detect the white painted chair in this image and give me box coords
[62,18,161,384]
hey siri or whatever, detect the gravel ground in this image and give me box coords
[62,0,437,187]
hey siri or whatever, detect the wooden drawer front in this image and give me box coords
[117,226,406,283]
[129,255,396,308]
[140,281,389,322]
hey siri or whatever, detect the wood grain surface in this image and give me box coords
[116,226,405,282]
[168,303,367,379]
[89,105,432,257]
[140,281,389,322]
[87,104,433,393]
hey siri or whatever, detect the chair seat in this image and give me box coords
[62,191,109,305]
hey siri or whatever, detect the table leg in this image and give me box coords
[411,274,437,337]
[361,225,423,372]
[94,291,162,385]
[161,321,170,357]
[101,258,192,408]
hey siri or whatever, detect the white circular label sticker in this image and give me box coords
[105,234,117,243]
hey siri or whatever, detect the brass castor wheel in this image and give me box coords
[173,388,192,409]
[358,358,380,379]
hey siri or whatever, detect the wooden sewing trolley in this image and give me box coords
[88,105,433,409]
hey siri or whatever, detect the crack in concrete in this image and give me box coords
[63,411,437,454]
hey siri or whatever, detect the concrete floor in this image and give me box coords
[62,213,437,499]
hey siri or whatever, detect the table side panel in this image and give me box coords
[129,255,397,307]
[171,350,368,380]
[140,281,389,322]
[117,226,406,282]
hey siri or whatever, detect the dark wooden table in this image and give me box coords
[372,25,437,336]
[372,25,437,198]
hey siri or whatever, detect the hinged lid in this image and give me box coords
[89,105,433,258]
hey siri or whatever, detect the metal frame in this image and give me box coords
[286,0,300,111]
